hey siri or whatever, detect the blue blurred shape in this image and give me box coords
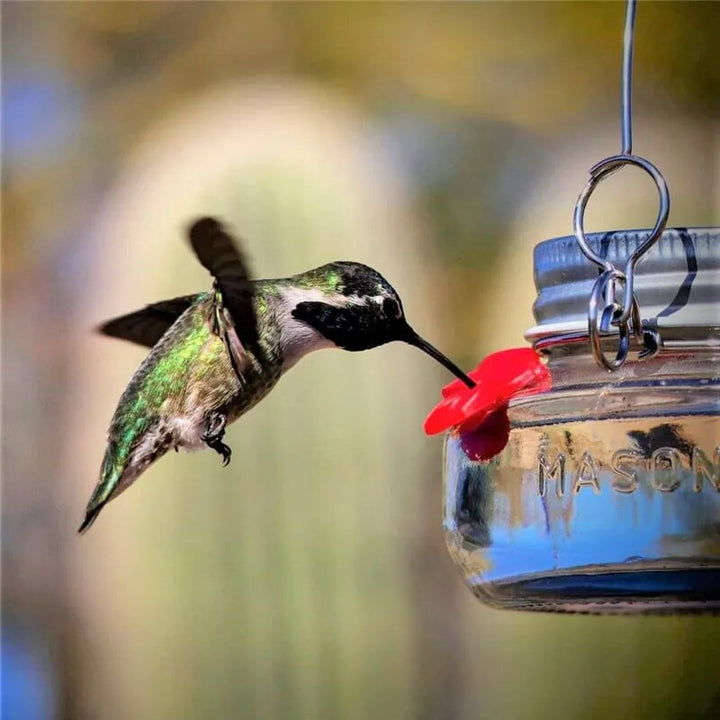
[2,70,81,168]
[1,626,57,720]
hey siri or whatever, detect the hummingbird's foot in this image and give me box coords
[206,439,232,466]
[202,412,232,467]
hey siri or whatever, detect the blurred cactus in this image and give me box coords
[69,87,445,720]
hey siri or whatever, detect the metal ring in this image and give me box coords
[588,269,632,370]
[573,154,670,278]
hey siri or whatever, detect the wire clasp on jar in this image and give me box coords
[574,155,669,369]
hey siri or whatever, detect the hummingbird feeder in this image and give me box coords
[429,0,720,614]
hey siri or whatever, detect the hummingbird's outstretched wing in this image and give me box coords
[188,217,259,350]
[98,295,198,348]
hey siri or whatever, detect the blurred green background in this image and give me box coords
[2,2,719,719]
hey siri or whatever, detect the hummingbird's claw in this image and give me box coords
[220,442,232,467]
[202,411,232,466]
[202,433,233,467]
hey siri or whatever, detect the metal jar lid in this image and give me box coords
[526,227,720,351]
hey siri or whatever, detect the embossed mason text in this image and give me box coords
[536,446,720,496]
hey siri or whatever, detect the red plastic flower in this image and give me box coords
[424,348,551,461]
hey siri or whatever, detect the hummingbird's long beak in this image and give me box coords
[403,327,476,388]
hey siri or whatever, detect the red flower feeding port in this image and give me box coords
[424,348,551,460]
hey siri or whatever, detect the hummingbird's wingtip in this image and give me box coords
[187,217,226,248]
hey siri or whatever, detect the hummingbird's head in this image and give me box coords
[289,262,474,387]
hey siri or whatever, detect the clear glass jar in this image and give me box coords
[444,228,720,613]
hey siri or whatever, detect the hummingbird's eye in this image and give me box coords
[382,297,400,319]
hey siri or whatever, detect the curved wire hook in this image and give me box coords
[574,154,670,324]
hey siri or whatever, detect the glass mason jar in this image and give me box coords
[444,228,719,613]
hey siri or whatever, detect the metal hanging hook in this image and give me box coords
[621,0,636,156]
[572,0,670,371]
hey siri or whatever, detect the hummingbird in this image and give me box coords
[79,217,474,532]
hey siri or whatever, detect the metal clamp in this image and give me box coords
[572,0,671,371]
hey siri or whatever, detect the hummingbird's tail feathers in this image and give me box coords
[79,417,175,533]
[78,502,107,534]
[78,434,148,534]
[98,294,199,348]
[188,218,259,348]
[78,447,124,533]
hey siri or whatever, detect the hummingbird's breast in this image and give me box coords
[109,295,284,455]
[172,306,284,433]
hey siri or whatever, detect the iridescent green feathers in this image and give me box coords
[80,219,258,532]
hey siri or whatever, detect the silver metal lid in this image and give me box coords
[526,227,720,349]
